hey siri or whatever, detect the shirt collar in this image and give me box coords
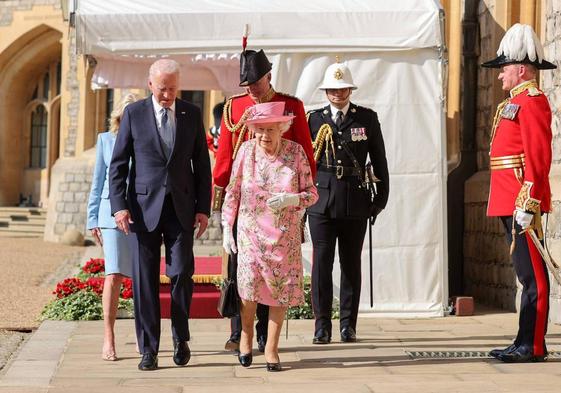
[330,102,350,119]
[151,95,176,114]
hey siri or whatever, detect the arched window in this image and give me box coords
[30,105,47,168]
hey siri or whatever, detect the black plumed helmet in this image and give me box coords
[239,49,272,86]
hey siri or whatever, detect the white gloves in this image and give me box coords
[266,192,299,210]
[515,210,533,230]
[222,225,237,255]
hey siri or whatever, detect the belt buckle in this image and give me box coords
[336,165,344,179]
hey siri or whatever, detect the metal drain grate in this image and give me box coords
[406,350,561,359]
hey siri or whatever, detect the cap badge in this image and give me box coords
[334,68,344,80]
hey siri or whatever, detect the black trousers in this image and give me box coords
[309,214,367,334]
[501,216,550,356]
[227,220,269,339]
[129,195,194,355]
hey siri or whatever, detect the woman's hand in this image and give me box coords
[266,192,299,210]
[91,227,103,246]
[222,226,237,255]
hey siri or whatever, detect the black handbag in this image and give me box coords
[217,277,240,318]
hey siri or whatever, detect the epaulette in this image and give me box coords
[227,92,248,101]
[306,108,321,121]
[276,91,302,102]
[527,86,542,96]
[353,104,373,112]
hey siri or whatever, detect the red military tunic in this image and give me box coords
[487,80,552,217]
[212,88,316,210]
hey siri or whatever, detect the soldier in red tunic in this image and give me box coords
[482,23,556,363]
[213,47,315,353]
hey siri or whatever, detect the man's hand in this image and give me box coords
[115,210,133,235]
[194,213,209,239]
[266,192,300,211]
[91,227,103,246]
[515,210,533,230]
[222,225,237,255]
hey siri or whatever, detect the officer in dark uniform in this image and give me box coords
[308,60,389,344]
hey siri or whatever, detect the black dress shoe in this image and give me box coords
[266,362,282,372]
[238,352,253,367]
[489,343,517,359]
[340,327,357,343]
[312,328,331,344]
[173,341,191,366]
[257,336,267,353]
[138,353,158,371]
[225,333,240,352]
[498,345,548,363]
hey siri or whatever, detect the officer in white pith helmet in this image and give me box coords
[307,59,389,344]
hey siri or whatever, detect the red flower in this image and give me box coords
[82,258,105,275]
[53,278,85,299]
[121,278,133,299]
[85,277,104,296]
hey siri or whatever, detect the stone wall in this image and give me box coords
[0,0,60,27]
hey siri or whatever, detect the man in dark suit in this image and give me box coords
[109,59,212,370]
[308,60,389,344]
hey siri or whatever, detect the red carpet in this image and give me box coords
[159,256,222,319]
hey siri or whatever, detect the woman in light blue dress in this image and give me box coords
[87,94,137,361]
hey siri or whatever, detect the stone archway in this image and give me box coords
[0,25,62,206]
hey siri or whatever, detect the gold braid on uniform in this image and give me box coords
[313,124,335,165]
[224,88,278,160]
[489,98,509,149]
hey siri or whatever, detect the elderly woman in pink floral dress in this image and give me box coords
[222,101,318,372]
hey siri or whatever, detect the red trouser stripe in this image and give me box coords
[525,232,548,356]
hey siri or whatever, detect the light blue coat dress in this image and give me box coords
[87,132,132,277]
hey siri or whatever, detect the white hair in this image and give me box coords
[149,59,180,80]
[248,121,292,134]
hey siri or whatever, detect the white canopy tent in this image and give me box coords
[74,0,448,317]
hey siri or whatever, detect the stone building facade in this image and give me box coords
[0,0,222,246]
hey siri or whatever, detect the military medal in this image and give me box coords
[500,103,520,120]
[351,127,367,141]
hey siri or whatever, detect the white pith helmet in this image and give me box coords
[318,60,357,90]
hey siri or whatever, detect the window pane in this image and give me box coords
[42,73,50,100]
[105,89,114,130]
[29,105,48,168]
[56,62,61,96]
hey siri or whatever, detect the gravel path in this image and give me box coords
[0,238,83,329]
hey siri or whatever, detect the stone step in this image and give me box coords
[0,225,44,233]
[0,207,47,215]
[0,207,47,237]
[0,231,41,238]
[0,214,46,222]
[0,220,46,228]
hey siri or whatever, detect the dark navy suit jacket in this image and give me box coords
[109,96,212,232]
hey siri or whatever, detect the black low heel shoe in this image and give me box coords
[266,362,282,372]
[238,352,253,367]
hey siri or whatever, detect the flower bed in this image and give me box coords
[41,258,133,321]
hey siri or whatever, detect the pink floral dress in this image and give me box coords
[222,139,318,307]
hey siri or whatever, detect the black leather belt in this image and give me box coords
[318,164,361,179]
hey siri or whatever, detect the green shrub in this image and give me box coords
[288,276,339,320]
[41,290,103,321]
